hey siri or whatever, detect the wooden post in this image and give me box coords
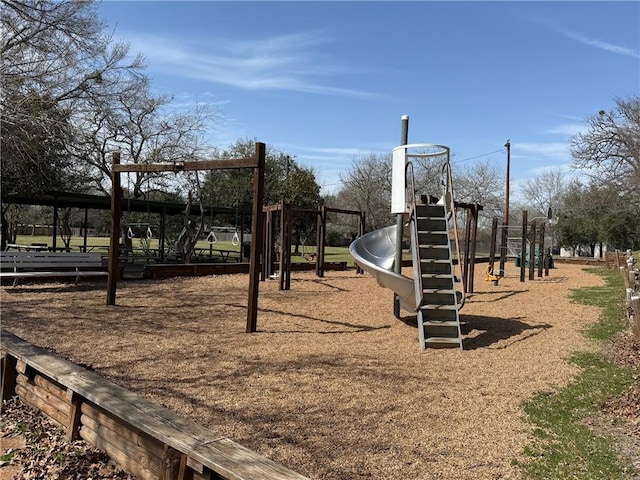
[246,143,265,333]
[279,201,292,291]
[468,204,479,294]
[545,247,551,276]
[537,222,545,278]
[520,210,527,282]
[489,217,498,284]
[463,210,471,293]
[66,389,82,441]
[107,152,122,305]
[1,354,17,405]
[262,210,271,281]
[279,202,286,290]
[316,204,326,278]
[285,203,293,290]
[528,221,536,281]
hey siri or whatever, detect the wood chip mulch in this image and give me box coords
[1,262,637,480]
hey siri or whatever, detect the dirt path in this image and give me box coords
[1,262,604,479]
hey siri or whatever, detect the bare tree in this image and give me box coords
[519,168,568,218]
[571,95,640,194]
[338,153,393,231]
[71,74,218,196]
[453,160,505,218]
[1,0,146,248]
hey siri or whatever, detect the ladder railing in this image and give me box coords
[441,160,466,309]
[405,161,423,310]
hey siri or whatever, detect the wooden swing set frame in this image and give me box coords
[107,143,266,333]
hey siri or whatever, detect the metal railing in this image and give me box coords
[405,161,424,310]
[441,160,466,309]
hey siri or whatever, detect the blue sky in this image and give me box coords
[98,1,639,196]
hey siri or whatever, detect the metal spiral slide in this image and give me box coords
[349,155,465,350]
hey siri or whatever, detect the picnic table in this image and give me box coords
[193,247,240,262]
[6,244,67,253]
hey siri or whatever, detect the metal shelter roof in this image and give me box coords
[2,191,250,217]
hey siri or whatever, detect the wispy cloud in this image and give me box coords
[125,30,382,98]
[513,142,571,160]
[542,123,585,137]
[555,26,640,59]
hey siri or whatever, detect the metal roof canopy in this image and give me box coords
[2,191,251,217]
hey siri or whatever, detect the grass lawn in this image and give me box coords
[15,234,361,265]
[517,267,638,479]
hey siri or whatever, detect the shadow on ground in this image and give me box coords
[397,313,551,350]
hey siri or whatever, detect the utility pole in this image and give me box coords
[498,140,510,276]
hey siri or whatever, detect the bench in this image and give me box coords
[0,251,108,286]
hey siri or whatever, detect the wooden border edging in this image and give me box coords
[0,330,308,480]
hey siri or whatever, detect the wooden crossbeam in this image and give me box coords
[113,157,259,173]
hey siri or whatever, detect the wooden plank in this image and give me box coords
[80,414,163,474]
[32,372,68,401]
[1,353,17,403]
[0,271,107,279]
[160,445,184,480]
[80,425,159,480]
[113,156,260,173]
[632,296,640,339]
[67,389,83,441]
[2,330,308,480]
[16,374,71,413]
[16,383,69,428]
[81,402,166,460]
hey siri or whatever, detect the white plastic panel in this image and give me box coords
[391,147,407,214]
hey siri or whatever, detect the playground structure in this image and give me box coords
[108,143,266,333]
[350,143,466,350]
[487,210,554,284]
[262,201,365,291]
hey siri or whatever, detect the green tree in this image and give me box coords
[203,139,321,210]
[556,182,606,256]
[202,139,322,248]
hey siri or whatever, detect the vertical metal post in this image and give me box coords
[52,199,58,250]
[159,206,166,263]
[107,152,121,305]
[393,115,409,318]
[83,208,88,252]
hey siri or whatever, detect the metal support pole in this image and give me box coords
[83,208,88,252]
[394,115,409,318]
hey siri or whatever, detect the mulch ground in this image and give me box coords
[0,262,637,479]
